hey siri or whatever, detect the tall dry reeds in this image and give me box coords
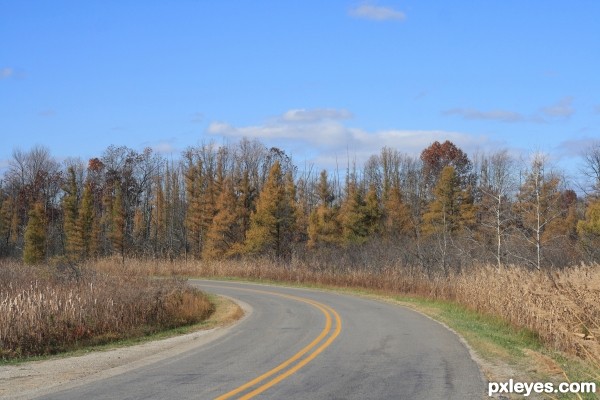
[0,260,213,359]
[94,257,600,366]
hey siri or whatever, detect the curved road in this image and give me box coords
[40,280,485,399]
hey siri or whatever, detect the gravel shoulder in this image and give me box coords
[0,296,248,400]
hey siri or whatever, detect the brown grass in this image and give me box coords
[91,257,600,367]
[0,260,214,359]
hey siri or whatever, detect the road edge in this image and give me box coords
[0,295,250,400]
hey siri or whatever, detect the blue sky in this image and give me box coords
[1,1,599,177]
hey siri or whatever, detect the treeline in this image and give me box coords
[1,138,600,272]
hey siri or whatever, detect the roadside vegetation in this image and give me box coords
[96,257,600,369]
[0,260,213,360]
[2,138,600,393]
[137,256,600,398]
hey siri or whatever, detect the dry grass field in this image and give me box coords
[92,257,600,368]
[0,260,214,359]
[4,254,599,373]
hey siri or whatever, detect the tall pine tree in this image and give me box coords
[203,178,241,259]
[244,161,296,259]
[23,202,46,264]
[62,167,81,260]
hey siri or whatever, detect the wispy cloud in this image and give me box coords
[444,98,575,124]
[207,109,491,168]
[443,108,528,123]
[349,3,406,21]
[558,137,599,157]
[593,105,600,114]
[280,108,353,122]
[542,97,574,118]
[190,112,204,123]
[1,67,14,79]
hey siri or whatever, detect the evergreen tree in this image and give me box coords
[578,198,600,238]
[422,166,463,236]
[184,161,203,258]
[383,184,412,239]
[422,166,475,273]
[62,167,81,260]
[338,179,369,245]
[244,161,296,259]
[577,198,600,261]
[294,178,310,243]
[364,184,382,236]
[23,202,46,264]
[308,170,341,247]
[78,181,97,259]
[203,178,241,259]
[150,174,166,256]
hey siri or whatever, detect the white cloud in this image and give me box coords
[0,67,14,79]
[542,97,574,118]
[207,110,491,168]
[595,105,600,114]
[153,142,177,154]
[349,4,406,21]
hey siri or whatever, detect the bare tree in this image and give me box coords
[579,141,600,196]
[477,150,517,268]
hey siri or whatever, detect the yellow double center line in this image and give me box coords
[210,286,342,400]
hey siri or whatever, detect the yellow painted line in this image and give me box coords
[203,285,342,400]
[239,303,342,399]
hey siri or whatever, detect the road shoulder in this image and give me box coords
[0,295,248,400]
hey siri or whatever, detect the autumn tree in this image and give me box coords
[294,178,310,243]
[7,146,62,256]
[78,181,98,259]
[149,174,166,257]
[308,170,341,247]
[383,183,413,240]
[184,157,203,258]
[111,183,126,262]
[244,161,296,259]
[513,154,564,269]
[23,202,46,264]
[0,189,11,256]
[338,178,381,245]
[203,178,242,259]
[62,167,82,260]
[422,166,475,273]
[421,140,472,198]
[577,198,600,261]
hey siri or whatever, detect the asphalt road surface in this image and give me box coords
[40,280,486,399]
